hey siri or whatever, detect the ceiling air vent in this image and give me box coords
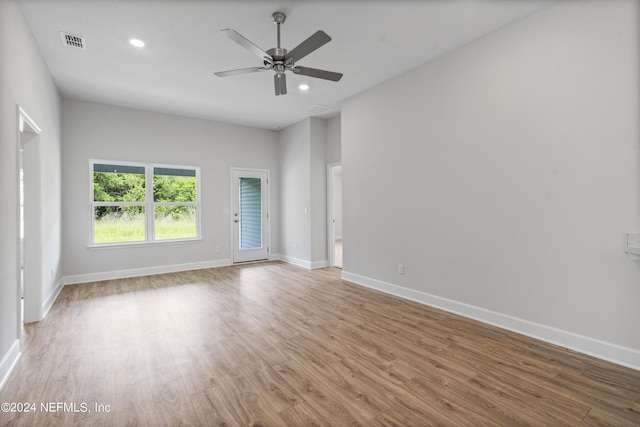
[60,32,86,49]
[306,105,334,116]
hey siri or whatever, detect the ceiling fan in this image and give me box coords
[215,11,343,96]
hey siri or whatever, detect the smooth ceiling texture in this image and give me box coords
[18,0,552,129]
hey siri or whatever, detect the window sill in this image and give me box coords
[88,238,203,250]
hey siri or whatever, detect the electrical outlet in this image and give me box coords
[398,264,405,274]
[215,245,220,252]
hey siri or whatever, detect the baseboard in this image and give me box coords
[42,278,64,318]
[311,260,329,269]
[269,253,281,261]
[279,255,329,270]
[341,270,640,371]
[0,340,21,392]
[64,259,232,285]
[279,255,312,269]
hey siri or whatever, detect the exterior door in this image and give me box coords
[232,169,269,263]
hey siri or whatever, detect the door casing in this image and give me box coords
[231,168,270,263]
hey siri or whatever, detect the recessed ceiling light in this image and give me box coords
[129,38,145,48]
[298,84,310,91]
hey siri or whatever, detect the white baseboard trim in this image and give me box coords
[0,340,21,392]
[42,278,64,318]
[64,259,232,285]
[279,255,329,270]
[341,271,640,371]
[311,260,329,269]
[279,255,312,269]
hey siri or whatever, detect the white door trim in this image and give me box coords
[327,162,341,268]
[230,168,270,263]
[16,106,42,333]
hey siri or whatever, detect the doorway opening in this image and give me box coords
[17,106,41,331]
[327,163,343,268]
[19,147,24,319]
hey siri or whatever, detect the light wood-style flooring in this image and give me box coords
[1,262,639,426]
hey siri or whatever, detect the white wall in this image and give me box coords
[326,115,341,165]
[327,115,343,239]
[310,118,328,263]
[279,119,312,265]
[332,167,343,239]
[342,0,640,368]
[61,99,279,281]
[0,0,62,387]
[278,117,330,268]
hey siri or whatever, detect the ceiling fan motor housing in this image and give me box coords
[267,47,288,61]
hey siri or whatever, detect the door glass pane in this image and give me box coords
[239,177,262,249]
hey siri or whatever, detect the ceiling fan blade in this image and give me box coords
[214,67,267,77]
[274,73,287,96]
[285,30,331,63]
[292,66,343,82]
[221,29,272,63]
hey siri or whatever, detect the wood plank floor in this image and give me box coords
[1,262,639,426]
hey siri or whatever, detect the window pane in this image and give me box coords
[93,165,145,202]
[94,206,145,243]
[154,206,197,240]
[153,169,196,203]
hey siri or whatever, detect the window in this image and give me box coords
[153,167,198,241]
[92,161,200,245]
[92,163,146,244]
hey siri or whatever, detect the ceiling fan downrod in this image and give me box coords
[270,11,288,93]
[268,12,288,62]
[272,12,286,49]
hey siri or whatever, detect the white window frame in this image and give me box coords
[151,163,201,242]
[90,160,201,247]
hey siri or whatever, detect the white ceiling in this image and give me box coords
[18,0,552,130]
